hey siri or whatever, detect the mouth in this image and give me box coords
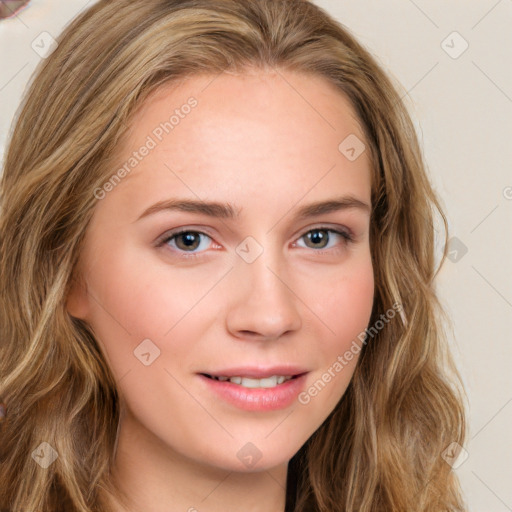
[198,370,309,411]
[200,373,303,389]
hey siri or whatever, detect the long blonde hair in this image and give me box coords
[0,0,466,510]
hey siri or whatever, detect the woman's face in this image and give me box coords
[67,69,374,475]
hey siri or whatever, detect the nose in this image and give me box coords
[225,249,302,341]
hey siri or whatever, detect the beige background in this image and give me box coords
[1,1,511,510]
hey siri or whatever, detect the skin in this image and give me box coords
[67,68,375,512]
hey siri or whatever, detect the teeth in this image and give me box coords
[211,375,293,388]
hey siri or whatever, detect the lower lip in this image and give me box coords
[198,373,308,411]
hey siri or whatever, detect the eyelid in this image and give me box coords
[156,223,356,257]
[155,225,217,247]
[157,223,351,242]
[291,222,355,241]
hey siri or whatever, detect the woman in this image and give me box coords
[0,0,466,510]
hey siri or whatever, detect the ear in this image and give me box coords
[66,273,90,320]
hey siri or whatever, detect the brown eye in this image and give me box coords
[304,229,330,249]
[173,232,202,251]
[160,230,213,255]
[298,228,353,251]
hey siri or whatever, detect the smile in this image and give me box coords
[198,372,309,411]
[204,374,296,388]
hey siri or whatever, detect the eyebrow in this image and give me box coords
[136,195,371,222]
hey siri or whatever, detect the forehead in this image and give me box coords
[102,69,372,219]
[120,68,368,164]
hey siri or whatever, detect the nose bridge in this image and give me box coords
[225,239,302,339]
[242,244,287,298]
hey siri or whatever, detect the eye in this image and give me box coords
[294,227,354,251]
[158,230,214,256]
[157,226,355,259]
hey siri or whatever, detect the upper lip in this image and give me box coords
[200,365,309,378]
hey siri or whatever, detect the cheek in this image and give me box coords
[300,256,374,404]
[82,246,224,375]
[309,254,374,344]
[86,245,198,331]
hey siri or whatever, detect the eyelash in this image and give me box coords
[157,226,355,259]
